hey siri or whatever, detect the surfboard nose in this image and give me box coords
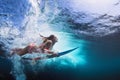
[58,47,79,56]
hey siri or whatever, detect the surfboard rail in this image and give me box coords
[21,47,79,61]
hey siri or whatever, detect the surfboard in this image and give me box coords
[21,47,79,60]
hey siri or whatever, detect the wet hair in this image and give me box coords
[47,35,55,40]
[43,35,57,45]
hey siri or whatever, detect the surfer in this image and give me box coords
[11,34,58,56]
[39,34,58,52]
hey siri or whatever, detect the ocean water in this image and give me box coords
[0,0,120,80]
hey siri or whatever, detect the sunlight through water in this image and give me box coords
[68,0,119,15]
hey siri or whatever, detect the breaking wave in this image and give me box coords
[0,0,120,80]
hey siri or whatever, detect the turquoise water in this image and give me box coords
[23,26,120,80]
[0,0,120,80]
[0,23,120,80]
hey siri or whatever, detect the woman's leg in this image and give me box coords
[10,48,23,56]
[11,45,30,56]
